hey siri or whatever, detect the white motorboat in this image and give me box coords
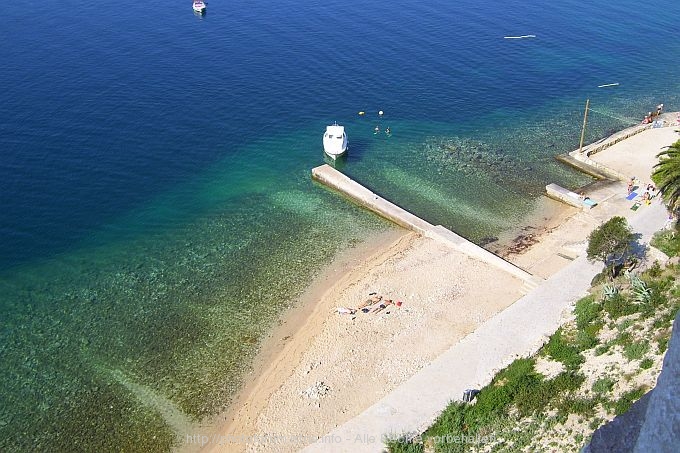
[323,122,348,159]
[192,0,206,13]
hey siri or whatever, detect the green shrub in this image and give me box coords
[614,388,647,415]
[572,298,602,350]
[658,337,669,354]
[575,296,601,330]
[639,358,653,369]
[557,397,597,417]
[576,328,599,350]
[415,357,549,452]
[589,417,604,430]
[471,359,540,424]
[637,282,670,320]
[515,380,555,417]
[614,331,633,347]
[512,371,585,417]
[617,318,634,332]
[545,329,584,370]
[604,293,637,319]
[594,344,610,356]
[426,402,466,435]
[551,372,586,392]
[592,378,615,394]
[386,437,424,453]
[653,301,680,328]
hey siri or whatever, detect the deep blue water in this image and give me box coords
[1,0,680,450]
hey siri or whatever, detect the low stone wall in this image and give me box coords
[581,123,651,157]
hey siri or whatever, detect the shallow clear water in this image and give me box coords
[1,0,680,450]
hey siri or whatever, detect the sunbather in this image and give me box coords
[371,299,393,314]
[356,295,381,310]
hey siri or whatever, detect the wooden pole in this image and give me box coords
[579,99,590,153]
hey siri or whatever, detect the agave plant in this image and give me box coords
[602,283,619,300]
[631,276,652,303]
[628,273,642,286]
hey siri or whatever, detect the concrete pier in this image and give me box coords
[549,112,679,206]
[545,183,596,210]
[311,164,539,285]
[561,112,678,182]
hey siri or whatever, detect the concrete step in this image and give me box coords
[520,276,544,295]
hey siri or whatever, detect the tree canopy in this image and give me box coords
[652,139,680,213]
[586,216,635,266]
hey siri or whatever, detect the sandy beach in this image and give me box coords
[194,118,679,453]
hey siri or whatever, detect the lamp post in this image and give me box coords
[578,98,590,154]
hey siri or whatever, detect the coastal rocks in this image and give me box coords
[302,381,331,400]
[419,136,523,184]
[500,226,541,257]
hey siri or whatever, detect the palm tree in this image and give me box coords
[652,139,680,213]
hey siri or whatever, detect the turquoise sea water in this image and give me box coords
[2,0,680,450]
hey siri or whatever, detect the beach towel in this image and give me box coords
[583,198,597,207]
[626,192,638,200]
[631,202,641,211]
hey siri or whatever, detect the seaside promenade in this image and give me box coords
[300,122,679,452]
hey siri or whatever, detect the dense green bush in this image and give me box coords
[575,296,601,330]
[614,388,647,415]
[576,328,599,350]
[552,372,586,392]
[592,378,614,394]
[623,342,649,361]
[557,397,597,417]
[603,293,637,319]
[545,329,584,369]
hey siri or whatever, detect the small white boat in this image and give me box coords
[323,123,348,159]
[192,0,206,13]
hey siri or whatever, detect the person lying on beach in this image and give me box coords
[371,300,393,314]
[356,295,382,310]
[336,307,356,315]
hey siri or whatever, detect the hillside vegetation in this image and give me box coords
[389,228,680,452]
